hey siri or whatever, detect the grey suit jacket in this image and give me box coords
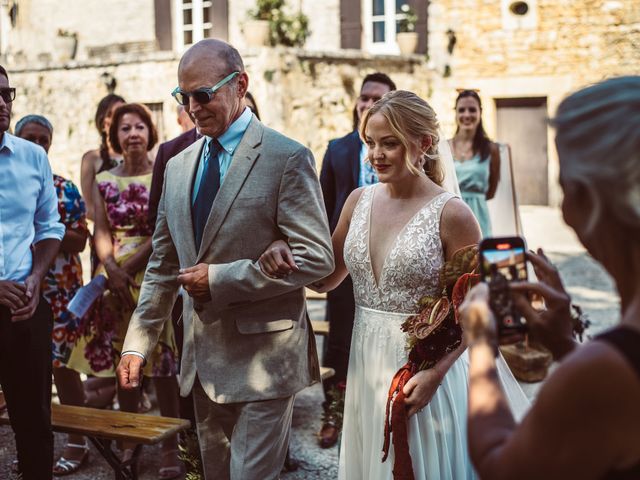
[122,117,334,403]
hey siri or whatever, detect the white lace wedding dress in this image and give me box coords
[338,185,529,480]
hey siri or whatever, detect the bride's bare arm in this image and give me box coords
[401,197,482,414]
[440,197,482,260]
[308,188,365,292]
[259,188,366,291]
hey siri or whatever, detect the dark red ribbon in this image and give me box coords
[382,362,416,480]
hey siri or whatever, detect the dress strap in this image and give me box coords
[596,326,640,380]
[434,191,456,222]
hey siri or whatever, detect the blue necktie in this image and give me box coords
[192,138,223,249]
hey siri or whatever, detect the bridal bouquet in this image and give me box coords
[383,245,479,480]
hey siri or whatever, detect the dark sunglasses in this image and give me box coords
[171,71,239,106]
[0,88,16,103]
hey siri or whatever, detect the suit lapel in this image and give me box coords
[175,137,206,262]
[196,118,263,261]
[348,130,362,188]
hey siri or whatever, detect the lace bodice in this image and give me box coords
[344,185,454,314]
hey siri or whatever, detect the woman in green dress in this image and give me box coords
[449,90,500,237]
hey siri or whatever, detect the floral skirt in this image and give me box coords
[67,236,178,378]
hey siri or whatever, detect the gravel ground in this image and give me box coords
[0,207,620,480]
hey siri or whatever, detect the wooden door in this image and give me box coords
[496,97,548,205]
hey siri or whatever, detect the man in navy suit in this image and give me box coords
[149,127,199,228]
[317,72,396,448]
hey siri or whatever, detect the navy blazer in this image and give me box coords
[148,128,199,229]
[319,130,362,233]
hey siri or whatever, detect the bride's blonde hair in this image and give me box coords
[553,76,640,235]
[359,90,444,186]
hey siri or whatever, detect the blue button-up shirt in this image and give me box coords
[0,133,65,281]
[192,107,254,203]
[359,141,378,187]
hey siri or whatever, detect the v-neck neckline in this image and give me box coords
[366,185,447,290]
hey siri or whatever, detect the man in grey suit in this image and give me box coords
[116,39,334,479]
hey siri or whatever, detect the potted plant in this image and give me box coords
[245,0,310,48]
[245,0,274,47]
[396,4,419,54]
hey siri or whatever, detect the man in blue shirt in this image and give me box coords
[0,65,65,480]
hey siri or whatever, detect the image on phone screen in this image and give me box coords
[480,238,528,333]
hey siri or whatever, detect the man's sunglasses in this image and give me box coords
[0,88,16,103]
[171,71,239,106]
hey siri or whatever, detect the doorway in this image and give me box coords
[495,97,548,205]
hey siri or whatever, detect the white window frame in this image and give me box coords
[173,0,213,51]
[363,0,409,54]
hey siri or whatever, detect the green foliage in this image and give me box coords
[179,428,204,480]
[322,384,346,430]
[248,0,311,47]
[397,4,418,33]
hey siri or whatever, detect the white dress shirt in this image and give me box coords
[0,133,65,282]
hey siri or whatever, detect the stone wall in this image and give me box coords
[4,0,157,63]
[8,49,433,189]
[427,0,640,205]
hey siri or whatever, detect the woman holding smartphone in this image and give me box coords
[462,76,640,479]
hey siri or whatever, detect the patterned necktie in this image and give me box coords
[192,138,223,249]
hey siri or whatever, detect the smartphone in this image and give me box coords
[479,236,528,335]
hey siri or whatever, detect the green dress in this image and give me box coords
[454,153,492,237]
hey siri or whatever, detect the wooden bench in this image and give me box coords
[0,403,190,480]
[311,320,330,337]
[320,366,335,381]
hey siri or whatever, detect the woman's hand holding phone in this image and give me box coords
[510,248,576,360]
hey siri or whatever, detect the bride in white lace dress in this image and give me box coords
[260,91,528,479]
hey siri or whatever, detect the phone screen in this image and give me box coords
[480,237,528,334]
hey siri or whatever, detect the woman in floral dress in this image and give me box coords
[68,103,183,479]
[15,114,92,475]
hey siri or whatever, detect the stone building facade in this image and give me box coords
[1,0,638,205]
[427,0,640,205]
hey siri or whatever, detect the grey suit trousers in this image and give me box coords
[193,379,295,480]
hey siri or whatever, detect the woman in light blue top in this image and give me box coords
[449,90,500,236]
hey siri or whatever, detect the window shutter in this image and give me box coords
[154,0,173,51]
[211,0,229,40]
[340,0,362,49]
[408,0,428,54]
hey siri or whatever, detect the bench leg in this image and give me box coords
[88,437,142,480]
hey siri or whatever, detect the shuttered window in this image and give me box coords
[174,0,213,50]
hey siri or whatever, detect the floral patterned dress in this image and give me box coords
[42,175,87,368]
[68,171,178,377]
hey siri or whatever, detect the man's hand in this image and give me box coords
[0,280,27,312]
[177,263,211,302]
[116,354,144,389]
[11,275,40,322]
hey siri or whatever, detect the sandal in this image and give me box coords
[158,448,186,480]
[53,442,89,476]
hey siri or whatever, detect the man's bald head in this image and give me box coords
[179,39,244,78]
[177,39,249,138]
